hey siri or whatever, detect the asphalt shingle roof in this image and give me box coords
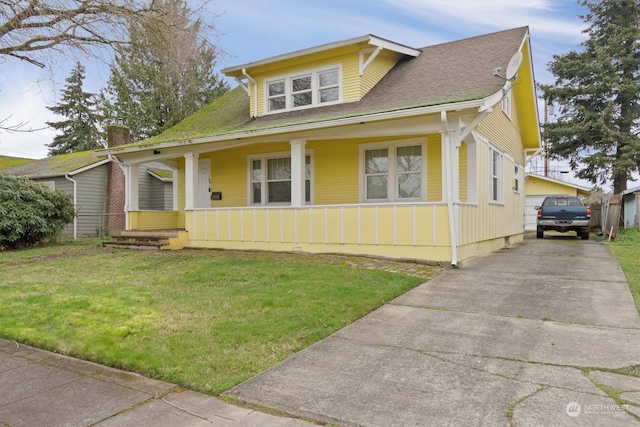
[1,150,106,178]
[116,27,529,149]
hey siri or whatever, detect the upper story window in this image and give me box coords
[265,65,341,113]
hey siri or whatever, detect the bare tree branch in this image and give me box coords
[0,0,159,68]
[0,115,47,132]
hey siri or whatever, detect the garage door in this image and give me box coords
[525,195,546,231]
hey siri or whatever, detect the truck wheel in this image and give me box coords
[536,227,544,239]
[581,230,589,240]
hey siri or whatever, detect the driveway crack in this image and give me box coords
[506,386,546,427]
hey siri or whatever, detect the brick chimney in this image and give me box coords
[104,125,130,234]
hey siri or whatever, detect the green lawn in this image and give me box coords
[0,240,429,395]
[605,228,640,313]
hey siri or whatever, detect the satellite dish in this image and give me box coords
[505,52,523,80]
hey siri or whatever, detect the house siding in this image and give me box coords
[37,166,109,237]
[477,99,525,165]
[138,164,172,211]
[525,177,579,196]
[360,50,401,99]
[201,135,444,208]
[427,134,442,202]
[459,142,468,202]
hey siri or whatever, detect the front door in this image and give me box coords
[197,158,211,208]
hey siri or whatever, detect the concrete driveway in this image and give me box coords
[226,235,640,426]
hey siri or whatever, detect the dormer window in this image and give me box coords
[265,64,342,113]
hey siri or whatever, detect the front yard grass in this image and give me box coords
[0,240,427,395]
[605,228,640,313]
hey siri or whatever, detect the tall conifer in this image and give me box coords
[541,0,640,193]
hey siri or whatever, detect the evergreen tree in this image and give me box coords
[541,0,640,194]
[102,0,228,142]
[46,62,104,155]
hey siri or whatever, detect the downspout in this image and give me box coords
[441,111,458,267]
[64,174,77,240]
[242,68,258,118]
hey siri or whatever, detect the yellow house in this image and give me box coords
[524,173,591,230]
[105,27,541,266]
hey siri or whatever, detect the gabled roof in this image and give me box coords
[525,173,591,197]
[107,27,532,153]
[0,155,35,170]
[2,150,108,179]
[623,186,640,196]
[222,34,421,76]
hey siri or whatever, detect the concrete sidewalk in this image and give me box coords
[0,339,314,426]
[227,235,640,426]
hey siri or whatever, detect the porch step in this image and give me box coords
[103,230,182,251]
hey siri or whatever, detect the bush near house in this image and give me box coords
[0,175,75,249]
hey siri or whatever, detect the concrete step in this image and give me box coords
[103,243,163,251]
[103,229,183,251]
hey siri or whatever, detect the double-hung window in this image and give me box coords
[514,164,520,193]
[489,146,503,203]
[265,65,341,113]
[249,153,312,205]
[361,139,426,202]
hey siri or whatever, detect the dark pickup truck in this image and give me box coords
[536,195,591,240]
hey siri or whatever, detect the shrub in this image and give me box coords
[0,175,75,249]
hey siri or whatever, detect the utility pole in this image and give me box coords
[543,99,549,177]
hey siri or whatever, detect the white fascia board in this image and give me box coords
[17,158,110,179]
[369,36,420,57]
[106,94,500,158]
[67,158,111,176]
[222,35,419,75]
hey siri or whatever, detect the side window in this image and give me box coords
[489,147,503,203]
[502,92,511,119]
[514,165,520,193]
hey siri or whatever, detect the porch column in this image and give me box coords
[123,164,139,231]
[290,138,306,207]
[126,164,139,212]
[185,152,199,210]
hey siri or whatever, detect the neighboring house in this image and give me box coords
[622,186,640,229]
[524,173,591,231]
[104,27,541,266]
[0,155,35,170]
[3,143,175,237]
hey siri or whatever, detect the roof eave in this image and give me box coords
[105,93,499,156]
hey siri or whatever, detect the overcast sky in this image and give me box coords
[0,0,590,182]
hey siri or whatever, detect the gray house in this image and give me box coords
[623,186,640,229]
[3,151,175,237]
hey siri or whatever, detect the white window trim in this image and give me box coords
[514,164,521,193]
[489,145,504,204]
[358,137,428,203]
[263,64,342,114]
[247,150,314,206]
[40,181,55,191]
